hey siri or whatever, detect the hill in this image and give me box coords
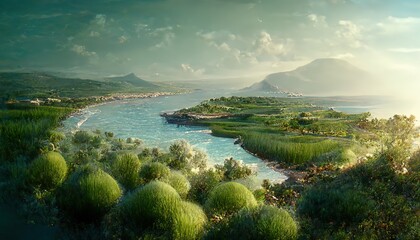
[242,58,374,96]
[105,73,159,88]
[0,72,165,99]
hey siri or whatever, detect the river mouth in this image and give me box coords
[62,91,288,183]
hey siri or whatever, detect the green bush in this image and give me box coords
[121,181,182,231]
[58,165,122,222]
[165,171,191,199]
[139,162,170,183]
[173,201,207,240]
[27,151,68,190]
[112,153,141,190]
[206,205,297,240]
[189,169,224,204]
[254,205,298,240]
[205,182,257,216]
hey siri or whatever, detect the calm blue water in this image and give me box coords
[63,91,287,182]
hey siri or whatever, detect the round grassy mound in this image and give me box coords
[254,205,298,240]
[122,181,182,230]
[28,151,68,190]
[139,162,170,183]
[205,182,257,215]
[207,205,297,240]
[58,165,122,222]
[112,153,141,190]
[165,171,191,198]
[173,201,207,240]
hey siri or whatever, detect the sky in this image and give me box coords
[0,0,419,91]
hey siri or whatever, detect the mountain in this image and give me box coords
[0,72,162,99]
[105,73,158,88]
[242,58,374,96]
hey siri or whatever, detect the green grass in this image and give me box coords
[242,133,342,165]
[139,162,171,183]
[0,105,72,162]
[58,165,122,222]
[205,182,257,216]
[111,153,141,190]
[27,151,68,190]
[164,171,191,199]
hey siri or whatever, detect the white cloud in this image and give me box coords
[307,14,327,27]
[119,35,128,44]
[92,14,106,28]
[253,31,288,56]
[150,27,175,49]
[332,52,355,59]
[71,44,96,57]
[336,20,363,48]
[180,63,205,76]
[89,31,100,37]
[387,48,420,53]
[377,16,420,34]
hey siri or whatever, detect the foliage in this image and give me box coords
[112,153,141,190]
[173,201,207,240]
[188,169,224,204]
[27,151,68,190]
[168,139,207,172]
[215,157,253,181]
[57,165,122,222]
[164,171,191,199]
[205,182,257,216]
[243,133,341,165]
[206,205,297,240]
[0,105,72,162]
[139,162,171,183]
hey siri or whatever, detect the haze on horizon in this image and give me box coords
[0,0,419,98]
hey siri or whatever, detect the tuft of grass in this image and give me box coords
[164,171,191,199]
[139,162,170,183]
[242,133,341,165]
[205,182,257,216]
[172,201,207,240]
[121,181,182,231]
[27,151,68,190]
[58,165,122,222]
[112,153,141,190]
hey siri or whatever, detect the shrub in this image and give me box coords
[112,153,141,190]
[206,205,297,240]
[189,169,224,204]
[139,162,170,183]
[173,201,207,240]
[205,182,257,216]
[58,165,122,222]
[27,151,68,190]
[165,171,191,198]
[121,181,182,231]
[254,205,298,240]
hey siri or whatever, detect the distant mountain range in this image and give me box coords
[0,72,163,99]
[242,58,374,96]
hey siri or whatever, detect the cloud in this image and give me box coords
[307,14,327,27]
[336,20,363,48]
[253,31,289,56]
[387,48,420,53]
[93,14,106,28]
[180,63,205,76]
[333,52,355,59]
[150,27,175,49]
[89,31,100,37]
[377,16,420,34]
[119,35,128,44]
[71,44,97,57]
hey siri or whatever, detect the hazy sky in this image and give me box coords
[0,0,419,87]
